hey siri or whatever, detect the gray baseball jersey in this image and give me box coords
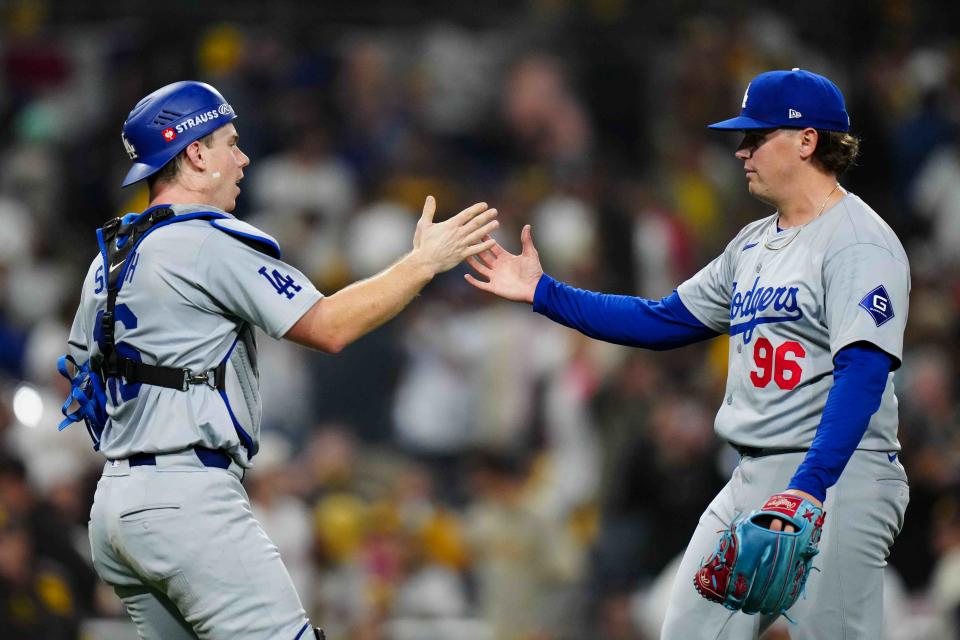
[66,203,322,466]
[677,193,909,450]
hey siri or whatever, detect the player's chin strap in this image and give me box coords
[94,207,226,392]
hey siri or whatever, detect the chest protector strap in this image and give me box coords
[95,207,226,391]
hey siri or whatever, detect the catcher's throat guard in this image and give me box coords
[694,493,826,617]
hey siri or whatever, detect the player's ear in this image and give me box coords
[183,141,206,170]
[798,128,818,160]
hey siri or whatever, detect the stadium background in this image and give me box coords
[1,0,959,638]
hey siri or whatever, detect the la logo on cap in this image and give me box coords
[121,133,138,160]
[708,68,851,133]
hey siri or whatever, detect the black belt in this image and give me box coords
[128,446,231,469]
[732,444,808,458]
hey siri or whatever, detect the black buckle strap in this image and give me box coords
[112,359,226,392]
[100,208,174,380]
[97,208,229,394]
[181,368,217,391]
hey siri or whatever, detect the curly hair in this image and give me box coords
[812,130,860,176]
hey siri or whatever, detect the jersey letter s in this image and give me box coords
[258,266,303,299]
[95,265,105,294]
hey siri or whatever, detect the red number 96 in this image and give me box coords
[749,338,806,390]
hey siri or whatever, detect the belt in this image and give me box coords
[732,444,808,458]
[128,446,231,469]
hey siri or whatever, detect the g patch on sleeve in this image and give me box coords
[858,285,894,326]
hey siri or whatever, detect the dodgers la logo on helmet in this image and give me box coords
[121,133,138,160]
[120,81,238,188]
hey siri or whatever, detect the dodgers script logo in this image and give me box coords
[729,277,803,343]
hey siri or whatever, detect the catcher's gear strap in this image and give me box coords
[93,207,279,391]
[209,217,281,259]
[56,354,108,450]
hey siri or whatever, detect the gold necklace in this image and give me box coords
[763,183,842,251]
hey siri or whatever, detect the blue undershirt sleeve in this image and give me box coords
[531,273,718,350]
[787,342,894,502]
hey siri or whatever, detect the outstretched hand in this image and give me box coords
[464,224,543,304]
[412,196,499,275]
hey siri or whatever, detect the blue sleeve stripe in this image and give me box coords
[216,335,257,458]
[787,343,893,502]
[531,274,717,349]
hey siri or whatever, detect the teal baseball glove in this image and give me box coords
[694,493,826,616]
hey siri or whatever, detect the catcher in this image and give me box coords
[58,81,498,639]
[465,68,909,638]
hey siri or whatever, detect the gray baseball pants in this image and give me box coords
[661,449,909,639]
[88,449,313,639]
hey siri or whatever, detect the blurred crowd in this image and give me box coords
[1,1,960,638]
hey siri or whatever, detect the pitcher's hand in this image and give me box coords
[464,224,543,304]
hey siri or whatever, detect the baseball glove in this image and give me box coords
[694,493,826,616]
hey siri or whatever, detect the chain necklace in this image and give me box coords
[763,183,842,251]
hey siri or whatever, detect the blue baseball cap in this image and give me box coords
[120,81,237,187]
[708,68,850,132]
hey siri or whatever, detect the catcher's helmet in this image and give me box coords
[120,81,237,187]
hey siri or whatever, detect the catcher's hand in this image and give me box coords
[694,493,826,616]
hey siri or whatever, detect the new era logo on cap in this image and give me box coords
[708,68,850,132]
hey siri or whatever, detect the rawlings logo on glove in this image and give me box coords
[694,493,825,616]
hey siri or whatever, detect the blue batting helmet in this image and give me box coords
[120,81,237,188]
